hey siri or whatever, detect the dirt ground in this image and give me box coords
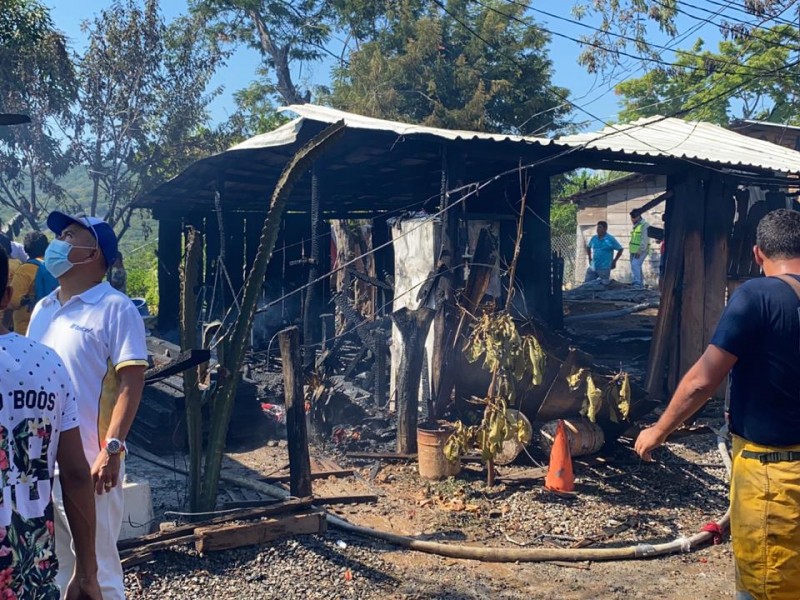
[128,420,735,599]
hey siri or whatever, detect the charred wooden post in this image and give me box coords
[520,175,552,323]
[205,212,222,318]
[157,217,181,330]
[373,327,388,407]
[279,326,312,498]
[392,307,435,454]
[303,166,322,368]
[431,147,463,417]
[222,209,246,314]
[646,175,692,399]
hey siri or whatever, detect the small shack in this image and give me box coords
[135,107,800,418]
[567,173,666,287]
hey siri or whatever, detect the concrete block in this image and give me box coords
[119,476,155,541]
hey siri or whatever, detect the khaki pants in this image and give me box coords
[731,436,800,600]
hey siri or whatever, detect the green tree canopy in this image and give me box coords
[614,25,800,125]
[72,0,226,239]
[326,0,571,135]
[0,0,76,229]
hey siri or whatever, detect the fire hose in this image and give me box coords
[132,438,732,563]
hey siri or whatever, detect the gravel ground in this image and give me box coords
[124,419,734,599]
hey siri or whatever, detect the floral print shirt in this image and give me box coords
[0,334,80,599]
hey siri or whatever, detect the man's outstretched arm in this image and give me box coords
[635,345,737,461]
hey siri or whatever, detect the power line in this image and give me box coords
[514,0,800,63]
[486,0,793,76]
[651,0,800,50]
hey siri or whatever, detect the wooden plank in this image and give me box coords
[279,327,313,498]
[144,348,211,384]
[157,218,182,329]
[644,178,689,400]
[221,495,378,510]
[392,307,436,452]
[703,177,735,349]
[261,469,354,483]
[118,497,314,551]
[119,534,196,559]
[679,175,707,380]
[195,511,327,553]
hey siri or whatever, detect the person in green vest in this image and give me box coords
[629,209,650,287]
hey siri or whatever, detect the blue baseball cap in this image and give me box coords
[46,211,118,267]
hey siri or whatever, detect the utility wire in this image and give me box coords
[500,0,800,69]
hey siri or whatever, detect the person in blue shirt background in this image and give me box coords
[585,220,624,285]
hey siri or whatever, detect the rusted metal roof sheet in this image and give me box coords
[559,116,800,174]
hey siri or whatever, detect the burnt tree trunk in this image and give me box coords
[392,307,435,454]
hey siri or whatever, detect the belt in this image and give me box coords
[741,450,800,464]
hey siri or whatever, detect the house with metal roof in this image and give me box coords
[135,105,800,405]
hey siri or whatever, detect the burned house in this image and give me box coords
[135,107,800,433]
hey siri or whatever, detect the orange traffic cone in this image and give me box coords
[545,419,575,493]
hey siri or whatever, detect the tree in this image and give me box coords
[191,0,334,105]
[326,0,571,135]
[72,0,225,239]
[0,0,77,230]
[571,0,800,75]
[614,26,800,124]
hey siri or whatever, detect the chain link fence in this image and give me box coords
[551,234,577,288]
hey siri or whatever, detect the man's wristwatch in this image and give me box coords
[103,438,126,456]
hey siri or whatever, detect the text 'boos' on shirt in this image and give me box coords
[0,333,79,597]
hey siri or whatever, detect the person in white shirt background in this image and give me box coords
[27,212,147,600]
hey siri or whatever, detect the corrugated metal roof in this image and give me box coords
[228,117,304,151]
[559,115,800,174]
[279,104,555,146]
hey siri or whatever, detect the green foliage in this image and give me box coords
[615,27,800,124]
[0,0,77,229]
[191,0,332,104]
[72,0,226,240]
[125,245,159,313]
[325,0,571,135]
[550,170,629,239]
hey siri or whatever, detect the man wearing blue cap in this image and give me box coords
[27,212,148,600]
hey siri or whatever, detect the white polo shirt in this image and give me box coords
[27,282,148,463]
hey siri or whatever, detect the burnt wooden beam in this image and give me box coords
[645,178,689,400]
[157,218,181,330]
[392,306,435,454]
[520,175,552,322]
[144,349,211,385]
[303,166,322,368]
[431,147,464,417]
[279,326,313,498]
[678,175,706,380]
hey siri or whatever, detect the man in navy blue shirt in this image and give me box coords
[635,208,800,600]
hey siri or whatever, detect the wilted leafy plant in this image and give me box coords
[446,312,544,485]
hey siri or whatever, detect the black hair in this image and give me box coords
[757,209,800,260]
[629,209,640,218]
[0,234,10,256]
[597,221,608,229]
[23,231,49,259]
[0,246,8,292]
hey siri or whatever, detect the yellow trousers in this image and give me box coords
[731,435,800,600]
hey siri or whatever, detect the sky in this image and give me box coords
[45,0,732,133]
